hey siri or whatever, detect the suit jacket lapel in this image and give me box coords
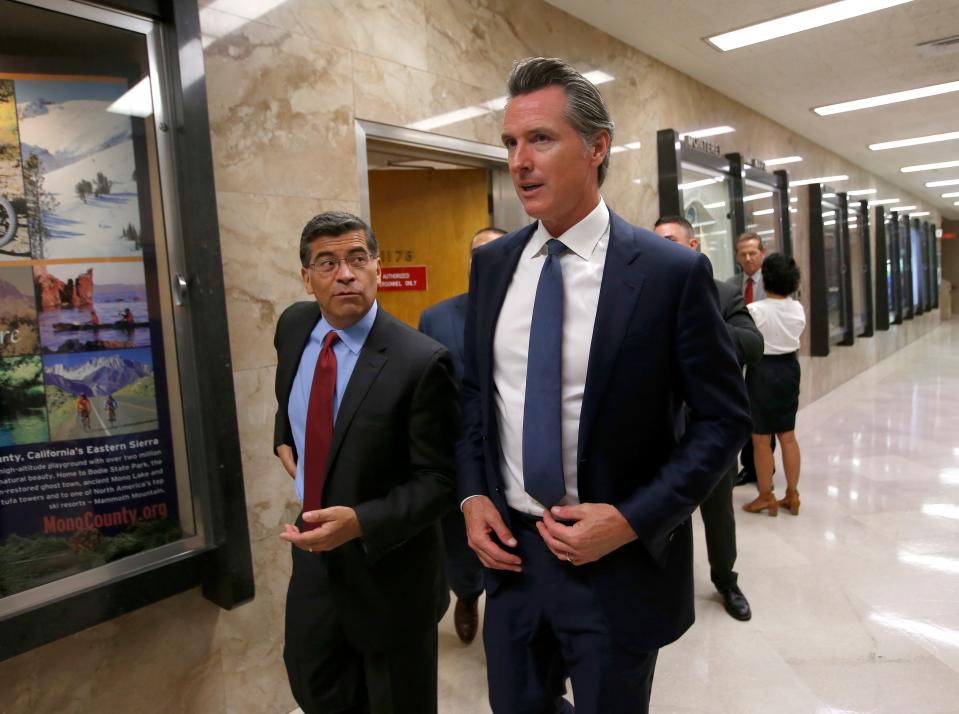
[578,211,645,460]
[326,310,389,473]
[282,303,322,408]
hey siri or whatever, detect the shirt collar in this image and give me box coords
[530,198,609,261]
[317,300,378,354]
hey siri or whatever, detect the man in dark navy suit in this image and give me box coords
[457,58,751,714]
[655,215,762,622]
[418,225,505,644]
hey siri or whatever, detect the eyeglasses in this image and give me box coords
[307,252,373,275]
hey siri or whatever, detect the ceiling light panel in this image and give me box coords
[814,79,959,116]
[870,130,959,150]
[847,188,877,195]
[869,198,901,205]
[707,0,914,52]
[925,178,959,188]
[900,159,959,173]
[679,126,735,139]
[942,191,959,198]
[762,156,802,166]
[890,205,917,211]
[791,175,849,186]
[910,211,930,217]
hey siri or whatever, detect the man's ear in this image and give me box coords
[301,266,314,296]
[690,238,699,251]
[593,130,611,165]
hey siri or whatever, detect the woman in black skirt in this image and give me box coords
[742,253,806,516]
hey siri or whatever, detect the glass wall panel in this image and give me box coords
[822,198,844,340]
[743,178,782,253]
[680,162,735,280]
[0,0,199,609]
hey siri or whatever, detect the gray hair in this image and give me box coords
[507,57,615,186]
[299,211,378,267]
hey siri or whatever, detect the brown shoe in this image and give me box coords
[777,489,800,515]
[743,492,778,516]
[453,597,479,644]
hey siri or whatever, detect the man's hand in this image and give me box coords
[535,503,637,565]
[276,444,296,479]
[279,506,362,552]
[463,496,522,572]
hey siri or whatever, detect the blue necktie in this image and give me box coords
[522,238,567,508]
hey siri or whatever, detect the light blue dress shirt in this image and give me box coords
[288,301,378,502]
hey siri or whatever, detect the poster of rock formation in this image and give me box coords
[0,73,179,599]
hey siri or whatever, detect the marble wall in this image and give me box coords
[0,1,947,712]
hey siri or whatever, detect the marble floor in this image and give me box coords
[296,320,959,714]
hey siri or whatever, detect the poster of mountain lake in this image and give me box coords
[0,354,49,446]
[14,76,143,259]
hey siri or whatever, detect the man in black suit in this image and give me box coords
[654,215,762,621]
[458,58,751,714]
[273,211,458,714]
[727,231,774,486]
[418,225,505,645]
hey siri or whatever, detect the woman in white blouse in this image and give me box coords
[742,253,806,517]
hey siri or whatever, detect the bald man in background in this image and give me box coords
[418,226,506,644]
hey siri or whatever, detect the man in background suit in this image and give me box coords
[458,58,752,714]
[418,225,505,645]
[727,231,773,486]
[273,211,458,714]
[655,215,762,621]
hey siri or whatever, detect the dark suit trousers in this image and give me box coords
[441,507,483,601]
[698,464,738,591]
[284,544,438,714]
[484,512,658,714]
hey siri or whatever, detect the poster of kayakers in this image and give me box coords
[34,260,149,353]
[41,347,157,441]
[0,264,39,356]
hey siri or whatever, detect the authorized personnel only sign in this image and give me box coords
[379,265,428,291]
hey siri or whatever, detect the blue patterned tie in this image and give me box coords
[522,238,567,508]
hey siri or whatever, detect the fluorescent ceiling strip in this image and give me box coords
[679,177,724,190]
[743,191,773,202]
[870,130,959,151]
[900,159,959,173]
[679,125,735,139]
[824,192,837,198]
[847,188,877,195]
[925,178,959,188]
[869,197,901,205]
[910,211,930,217]
[707,0,913,52]
[752,208,775,215]
[703,201,726,209]
[954,201,959,206]
[890,205,917,211]
[693,220,716,228]
[942,191,959,198]
[763,155,802,166]
[791,175,849,186]
[814,79,959,116]
[789,197,798,202]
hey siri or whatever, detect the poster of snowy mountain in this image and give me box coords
[15,77,143,259]
[42,347,157,440]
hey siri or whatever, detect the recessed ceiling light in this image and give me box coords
[752,208,775,216]
[679,125,735,139]
[632,179,642,184]
[847,188,877,195]
[679,177,725,190]
[706,0,913,52]
[763,156,803,166]
[925,178,959,188]
[789,196,798,202]
[869,197,901,205]
[703,201,726,209]
[910,211,930,217]
[890,205,917,211]
[610,146,627,154]
[743,191,773,202]
[791,175,849,186]
[814,79,959,116]
[942,191,959,198]
[954,201,959,205]
[870,130,959,150]
[823,192,837,198]
[900,159,959,173]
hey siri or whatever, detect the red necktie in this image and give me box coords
[303,330,339,528]
[744,276,754,305]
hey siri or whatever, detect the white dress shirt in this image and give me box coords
[744,272,766,302]
[492,199,610,515]
[747,297,806,354]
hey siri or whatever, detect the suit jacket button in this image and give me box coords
[668,531,676,542]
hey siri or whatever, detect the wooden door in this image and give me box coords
[369,168,489,327]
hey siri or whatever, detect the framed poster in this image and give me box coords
[0,72,181,599]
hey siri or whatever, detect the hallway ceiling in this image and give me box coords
[546,0,959,219]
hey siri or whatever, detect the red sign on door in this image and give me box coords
[379,265,428,291]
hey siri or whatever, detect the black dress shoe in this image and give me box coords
[735,468,757,486]
[719,585,752,621]
[453,597,479,644]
